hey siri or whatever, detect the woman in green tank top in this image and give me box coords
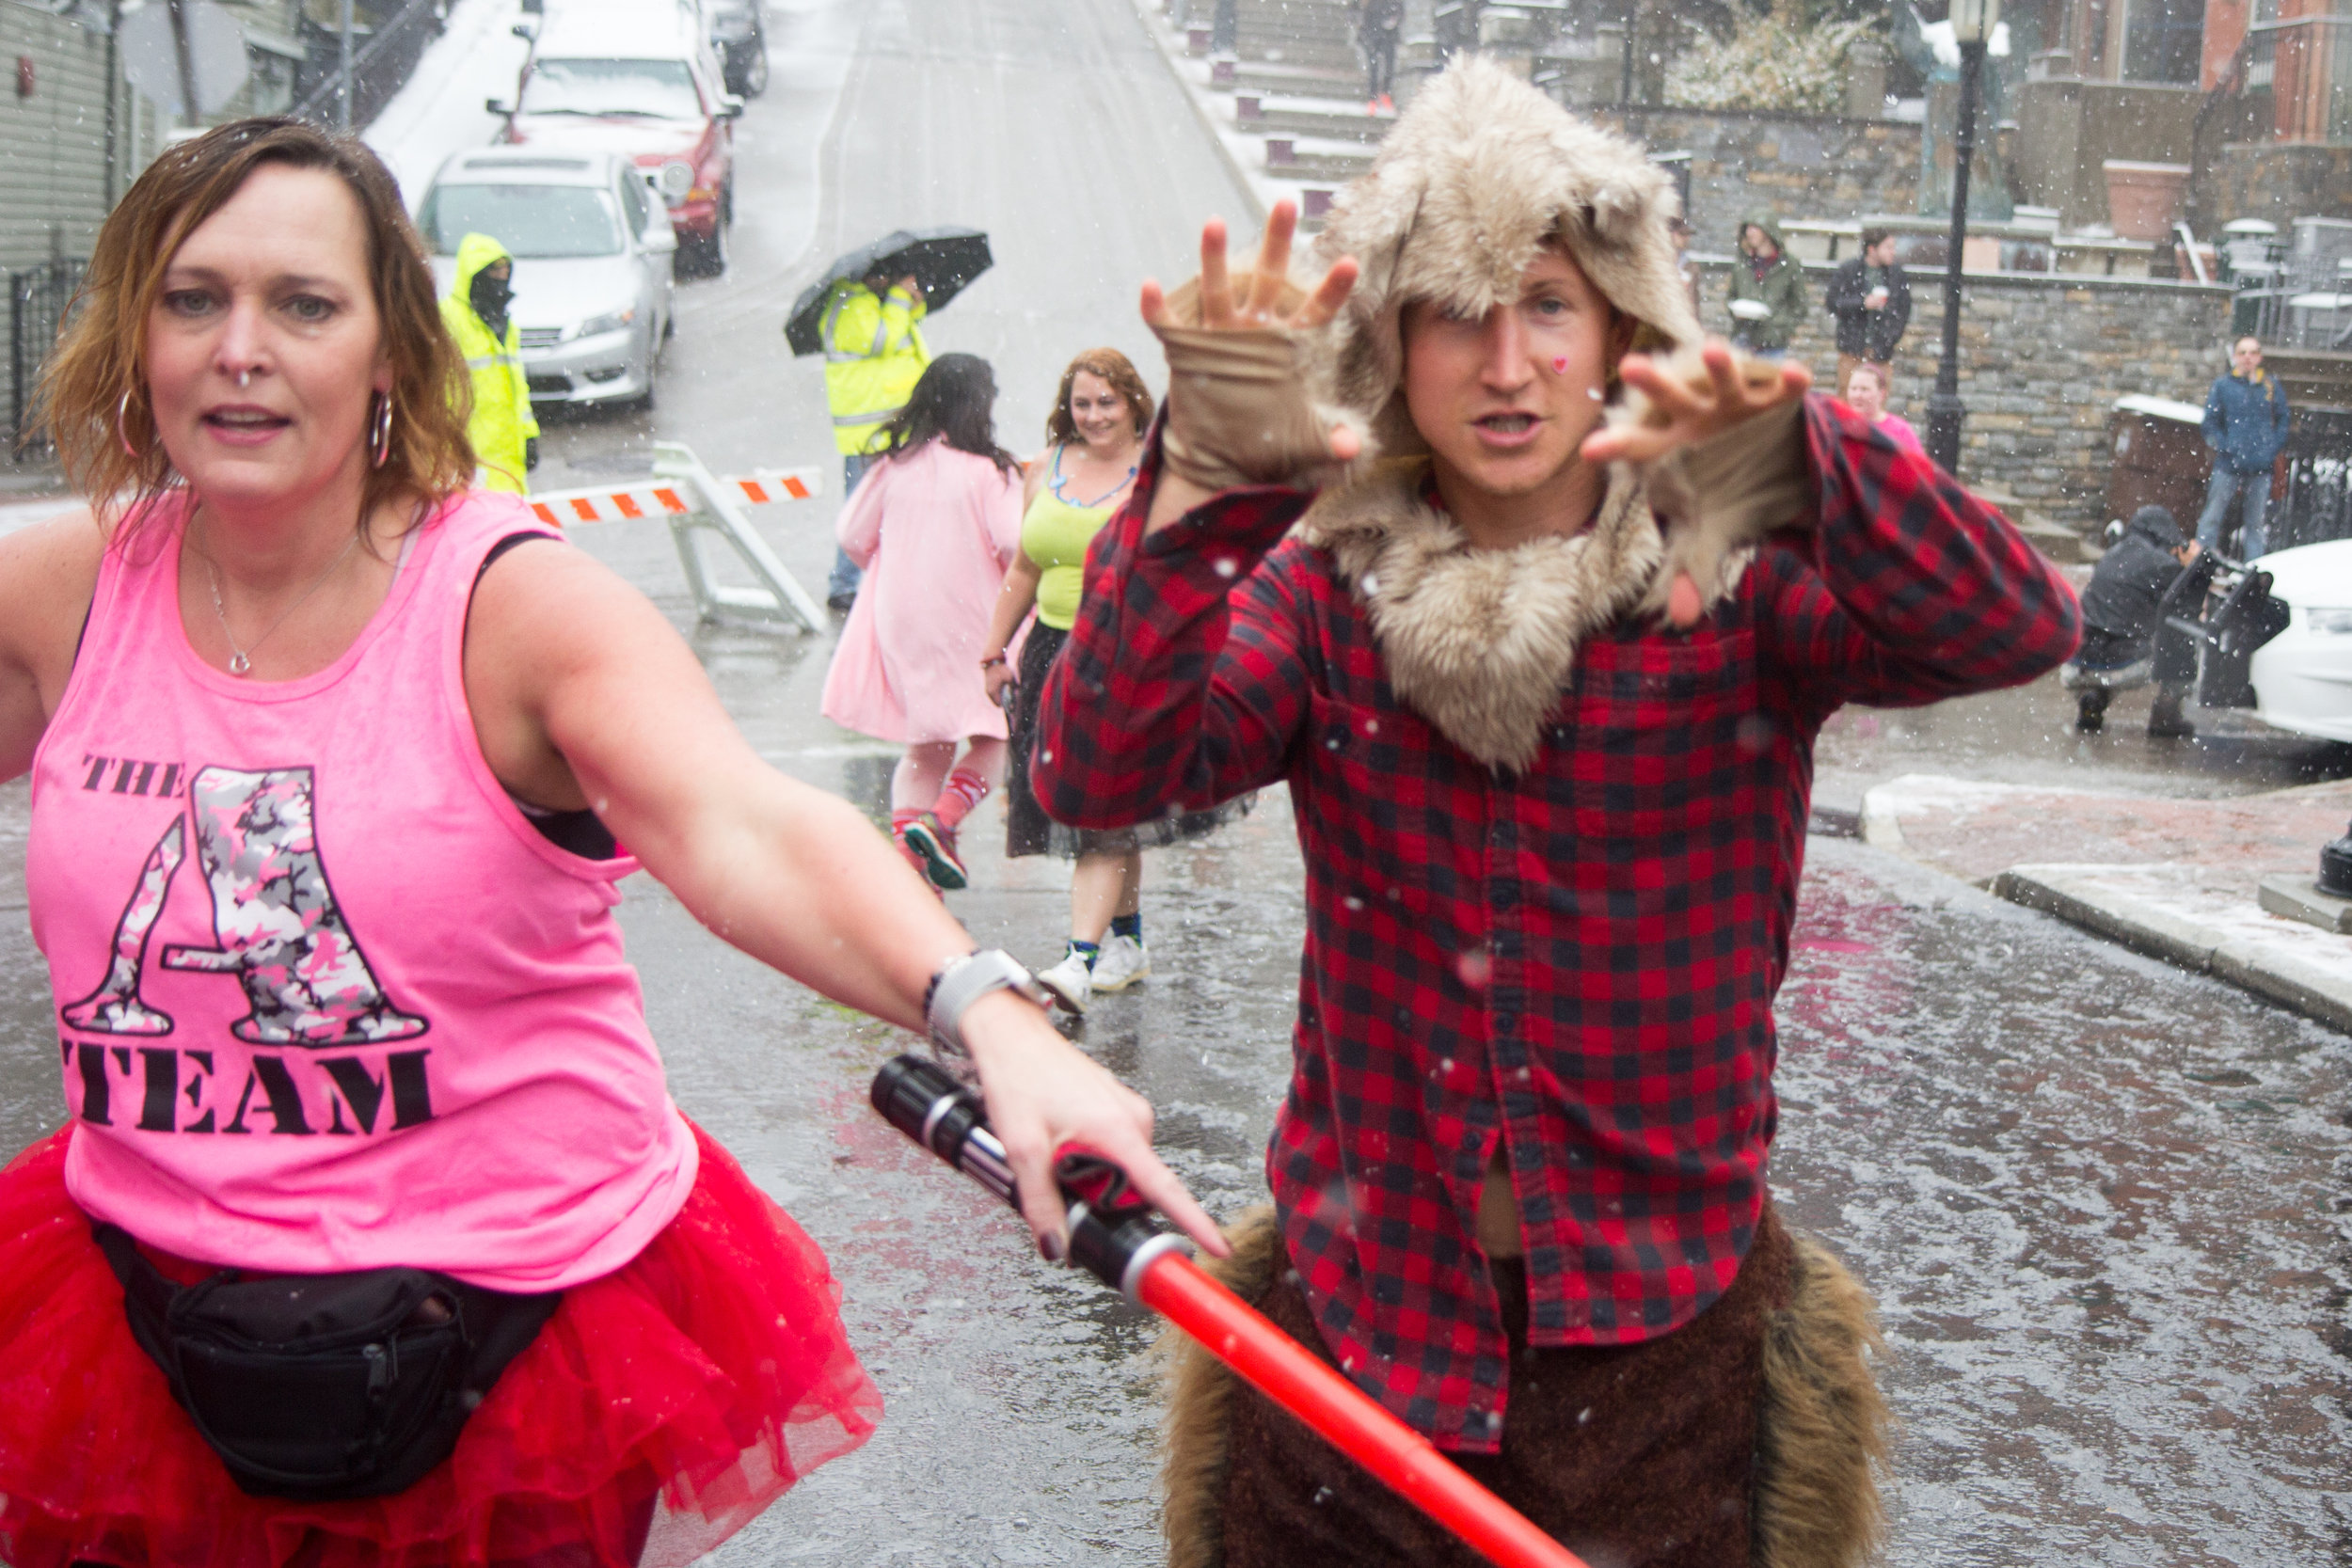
[981,349,1247,1014]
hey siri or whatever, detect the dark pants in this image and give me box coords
[1365,32,1397,99]
[1220,1212,1795,1568]
[830,451,875,603]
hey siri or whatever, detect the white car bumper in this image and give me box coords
[2249,613,2352,741]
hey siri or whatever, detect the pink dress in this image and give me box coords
[820,439,1023,743]
[1876,412,1926,456]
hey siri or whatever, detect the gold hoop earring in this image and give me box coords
[117,390,139,458]
[369,393,394,470]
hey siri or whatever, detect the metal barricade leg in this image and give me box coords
[651,442,827,634]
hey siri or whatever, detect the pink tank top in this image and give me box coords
[27,490,698,1291]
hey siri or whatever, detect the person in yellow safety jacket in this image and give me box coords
[442,231,541,496]
[819,271,929,607]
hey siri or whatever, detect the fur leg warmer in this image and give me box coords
[1754,1231,1892,1568]
[1159,1208,1890,1568]
[1161,1206,1287,1568]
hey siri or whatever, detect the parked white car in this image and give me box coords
[417,148,675,410]
[2240,538,2352,740]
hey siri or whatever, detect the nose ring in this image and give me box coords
[235,369,250,388]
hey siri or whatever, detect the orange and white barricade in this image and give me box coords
[522,448,826,633]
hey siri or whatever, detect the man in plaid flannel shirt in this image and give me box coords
[1035,60,2080,1568]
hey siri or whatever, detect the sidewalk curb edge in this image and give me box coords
[1992,866,2352,1037]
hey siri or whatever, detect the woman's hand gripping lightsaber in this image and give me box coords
[870,1054,1589,1568]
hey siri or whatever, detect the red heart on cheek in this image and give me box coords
[1551,356,1571,374]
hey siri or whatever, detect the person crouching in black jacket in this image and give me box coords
[2064,505,2212,736]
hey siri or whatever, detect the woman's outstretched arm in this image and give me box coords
[465,536,1225,1259]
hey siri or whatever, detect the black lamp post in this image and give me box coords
[1925,0,1998,474]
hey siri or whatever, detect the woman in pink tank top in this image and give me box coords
[0,121,1222,1568]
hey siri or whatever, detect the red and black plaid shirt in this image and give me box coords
[1034,397,2079,1452]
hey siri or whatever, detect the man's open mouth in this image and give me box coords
[1475,413,1537,436]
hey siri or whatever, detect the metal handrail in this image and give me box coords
[287,0,438,126]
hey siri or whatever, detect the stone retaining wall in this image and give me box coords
[1591,107,1922,255]
[1691,259,2233,531]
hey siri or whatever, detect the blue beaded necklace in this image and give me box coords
[1050,442,1138,509]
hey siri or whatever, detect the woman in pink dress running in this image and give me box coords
[0,119,1219,1568]
[820,354,1025,890]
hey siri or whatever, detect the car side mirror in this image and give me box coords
[644,222,678,254]
[719,93,745,119]
[510,22,535,40]
[485,97,514,116]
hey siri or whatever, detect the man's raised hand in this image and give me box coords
[1138,202,1362,527]
[1141,201,1359,336]
[1581,340,1812,628]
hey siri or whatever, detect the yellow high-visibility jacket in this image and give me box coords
[442,232,540,495]
[820,279,929,456]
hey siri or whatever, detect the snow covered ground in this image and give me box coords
[363,0,532,209]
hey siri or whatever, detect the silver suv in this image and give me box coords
[418,149,676,411]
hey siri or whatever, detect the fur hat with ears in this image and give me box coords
[1307,55,1701,456]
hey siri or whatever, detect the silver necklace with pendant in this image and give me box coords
[197,516,364,677]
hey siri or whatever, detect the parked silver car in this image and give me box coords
[417,149,675,410]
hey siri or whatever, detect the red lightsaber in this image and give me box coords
[871,1054,1587,1568]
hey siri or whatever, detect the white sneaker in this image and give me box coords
[1089,933,1151,991]
[1035,949,1092,1015]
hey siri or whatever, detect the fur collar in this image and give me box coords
[1295,458,1668,772]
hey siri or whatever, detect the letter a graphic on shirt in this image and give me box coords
[60,816,186,1036]
[159,766,429,1047]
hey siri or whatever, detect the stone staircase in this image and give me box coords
[1232,0,1362,74]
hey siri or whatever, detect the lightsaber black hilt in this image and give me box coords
[870,1053,1193,1301]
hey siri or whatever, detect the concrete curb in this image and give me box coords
[1992,865,2352,1037]
[1125,0,1270,224]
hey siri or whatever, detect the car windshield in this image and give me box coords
[519,57,702,119]
[419,184,623,259]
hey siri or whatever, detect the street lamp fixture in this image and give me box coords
[1925,0,1999,473]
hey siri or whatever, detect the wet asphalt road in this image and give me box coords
[4,0,2352,1561]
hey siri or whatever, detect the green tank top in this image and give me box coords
[1023,486,1114,631]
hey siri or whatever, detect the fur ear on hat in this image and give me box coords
[1306,56,1699,455]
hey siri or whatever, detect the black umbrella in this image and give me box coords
[784,228,993,356]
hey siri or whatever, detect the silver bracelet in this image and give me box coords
[925,949,1052,1062]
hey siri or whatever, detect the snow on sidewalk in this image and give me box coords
[1861,771,2352,1032]
[364,0,531,208]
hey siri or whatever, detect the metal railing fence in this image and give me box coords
[2269,412,2352,552]
[289,0,443,131]
[10,260,87,458]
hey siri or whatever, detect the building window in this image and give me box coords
[2124,0,2206,83]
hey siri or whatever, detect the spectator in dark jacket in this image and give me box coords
[2197,336,2291,561]
[2063,505,2211,736]
[1824,228,1911,399]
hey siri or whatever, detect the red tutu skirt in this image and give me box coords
[0,1122,882,1568]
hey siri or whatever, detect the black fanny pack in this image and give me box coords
[93,1223,561,1501]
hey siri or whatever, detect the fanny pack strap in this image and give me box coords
[90,1221,194,1370]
